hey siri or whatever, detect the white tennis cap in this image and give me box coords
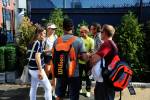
[47,24,57,29]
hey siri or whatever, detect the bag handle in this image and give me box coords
[100,59,105,69]
[28,40,38,63]
[100,41,120,69]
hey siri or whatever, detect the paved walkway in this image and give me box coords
[0,83,150,100]
[0,84,94,100]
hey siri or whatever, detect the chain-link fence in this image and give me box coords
[50,0,150,8]
[91,0,150,8]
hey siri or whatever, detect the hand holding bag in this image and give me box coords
[20,41,38,83]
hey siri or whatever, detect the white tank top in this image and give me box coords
[45,34,57,55]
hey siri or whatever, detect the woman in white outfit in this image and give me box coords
[27,25,52,100]
[44,23,57,76]
[44,23,57,97]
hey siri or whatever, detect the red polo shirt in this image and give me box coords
[96,40,118,67]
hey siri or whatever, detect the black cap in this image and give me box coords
[63,18,74,31]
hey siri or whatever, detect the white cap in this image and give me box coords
[47,24,57,29]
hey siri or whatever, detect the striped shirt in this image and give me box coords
[27,40,45,70]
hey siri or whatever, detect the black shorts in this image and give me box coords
[55,77,80,100]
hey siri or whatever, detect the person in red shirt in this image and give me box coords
[90,24,118,100]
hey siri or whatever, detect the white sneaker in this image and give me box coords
[52,90,57,98]
[86,92,91,97]
[80,89,83,93]
[89,74,93,80]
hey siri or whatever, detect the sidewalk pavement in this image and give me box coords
[0,83,95,100]
[1,82,150,100]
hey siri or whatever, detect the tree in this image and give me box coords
[47,9,64,36]
[115,12,145,81]
[76,20,89,36]
[16,16,36,73]
[17,16,36,52]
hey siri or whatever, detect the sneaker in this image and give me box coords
[86,92,91,97]
[52,90,57,98]
[80,89,83,93]
[89,74,93,80]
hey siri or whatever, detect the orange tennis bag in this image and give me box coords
[52,36,77,78]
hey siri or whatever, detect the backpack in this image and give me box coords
[101,41,133,91]
[52,36,77,78]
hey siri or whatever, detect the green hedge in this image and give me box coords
[5,46,16,71]
[0,47,5,72]
[5,43,16,47]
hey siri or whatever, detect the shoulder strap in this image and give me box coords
[57,36,63,44]
[28,41,38,62]
[109,40,118,55]
[100,59,105,69]
[100,40,119,69]
[57,36,77,46]
[66,36,77,46]
[108,40,120,69]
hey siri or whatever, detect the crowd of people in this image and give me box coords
[27,18,117,100]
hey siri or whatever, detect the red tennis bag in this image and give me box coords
[101,55,133,91]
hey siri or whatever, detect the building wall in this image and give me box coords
[0,0,27,43]
[15,0,27,32]
[0,0,15,43]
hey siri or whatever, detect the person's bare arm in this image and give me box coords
[79,52,90,62]
[43,49,52,54]
[35,52,43,80]
[90,54,101,66]
[35,53,42,70]
[90,41,112,67]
